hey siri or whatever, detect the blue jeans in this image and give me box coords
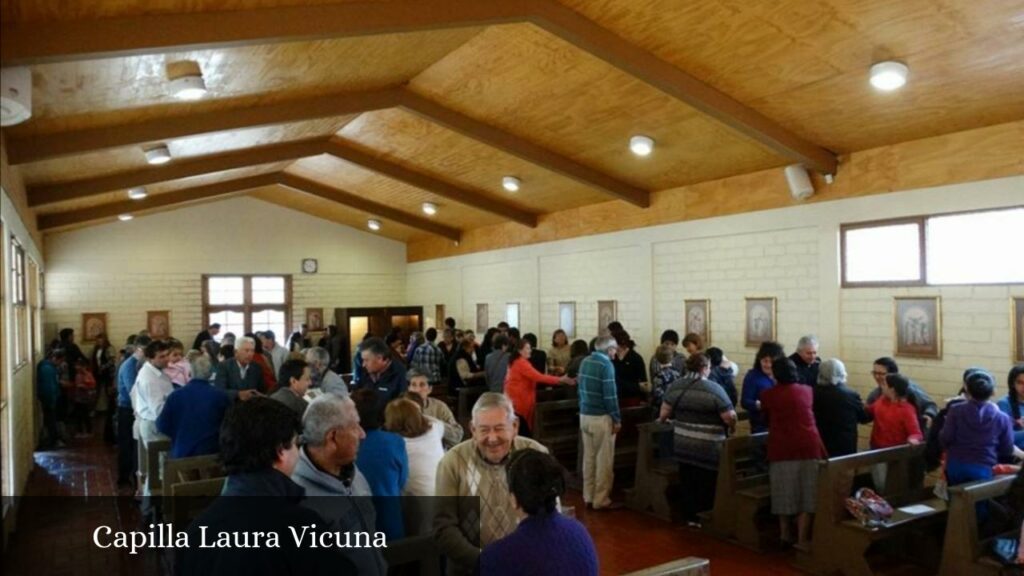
[946,459,993,523]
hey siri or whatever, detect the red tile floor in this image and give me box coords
[3,417,803,575]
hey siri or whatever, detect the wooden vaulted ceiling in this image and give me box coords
[2,0,1022,243]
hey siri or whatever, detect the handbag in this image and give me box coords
[990,537,1020,565]
[845,488,894,527]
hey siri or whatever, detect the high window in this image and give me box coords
[203,275,291,341]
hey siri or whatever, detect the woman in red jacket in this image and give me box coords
[761,358,827,549]
[504,338,575,437]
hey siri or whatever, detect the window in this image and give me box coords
[203,275,291,341]
[841,207,1024,287]
[505,302,520,329]
[10,237,27,366]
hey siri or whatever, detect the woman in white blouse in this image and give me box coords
[384,396,445,497]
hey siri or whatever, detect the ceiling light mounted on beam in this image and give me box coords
[118,214,134,221]
[127,187,148,200]
[367,218,382,231]
[144,144,172,165]
[502,176,521,192]
[869,61,909,91]
[422,202,438,216]
[167,60,207,101]
[629,135,654,156]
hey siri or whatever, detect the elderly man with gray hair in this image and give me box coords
[306,346,349,397]
[789,335,822,386]
[811,358,870,457]
[156,355,231,458]
[291,393,386,576]
[434,392,549,576]
[577,334,622,510]
[214,335,264,401]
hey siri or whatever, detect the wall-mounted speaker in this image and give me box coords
[784,164,815,201]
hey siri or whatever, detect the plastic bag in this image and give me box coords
[845,488,894,527]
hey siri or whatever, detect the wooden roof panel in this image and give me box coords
[33,163,289,215]
[1,0,385,23]
[248,185,420,243]
[18,115,355,185]
[285,155,506,229]
[10,27,481,137]
[408,23,786,191]
[338,108,611,213]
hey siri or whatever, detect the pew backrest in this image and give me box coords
[940,475,1017,576]
[816,443,926,526]
[621,557,711,576]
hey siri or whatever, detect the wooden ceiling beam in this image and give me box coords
[398,91,650,207]
[528,1,838,174]
[277,172,463,242]
[323,139,537,227]
[6,89,401,165]
[0,0,534,65]
[38,173,280,231]
[28,138,327,207]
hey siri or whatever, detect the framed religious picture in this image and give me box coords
[81,312,108,343]
[305,308,324,331]
[147,311,171,339]
[559,301,576,339]
[435,304,446,329]
[597,300,618,334]
[1012,297,1024,363]
[476,303,489,334]
[894,296,942,359]
[744,297,776,347]
[684,299,711,345]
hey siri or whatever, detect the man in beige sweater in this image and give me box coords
[434,392,548,576]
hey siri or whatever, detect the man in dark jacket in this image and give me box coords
[356,337,408,416]
[789,335,821,386]
[812,358,871,456]
[214,336,263,401]
[191,323,221,353]
[177,398,355,576]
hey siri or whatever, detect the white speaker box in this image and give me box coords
[784,164,814,201]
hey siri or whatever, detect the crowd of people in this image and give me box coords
[34,316,1024,573]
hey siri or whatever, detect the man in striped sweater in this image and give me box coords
[577,335,622,511]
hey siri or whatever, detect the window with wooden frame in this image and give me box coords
[202,275,292,342]
[10,236,28,367]
[841,206,1024,287]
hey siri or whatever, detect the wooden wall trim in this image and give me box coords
[406,120,1024,262]
[277,172,463,242]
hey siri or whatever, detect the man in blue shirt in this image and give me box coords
[37,348,66,449]
[116,335,149,486]
[157,355,231,458]
[577,335,622,510]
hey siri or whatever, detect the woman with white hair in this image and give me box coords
[811,358,870,457]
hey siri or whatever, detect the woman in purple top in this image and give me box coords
[480,450,598,576]
[940,370,1019,486]
[741,341,784,433]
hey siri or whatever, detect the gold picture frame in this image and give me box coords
[684,299,711,346]
[435,304,446,329]
[894,296,942,359]
[1013,297,1024,363]
[305,307,324,331]
[597,300,618,334]
[81,312,108,343]
[744,297,776,347]
[147,310,171,339]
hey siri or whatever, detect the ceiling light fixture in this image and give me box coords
[144,144,172,165]
[127,187,148,200]
[869,61,909,91]
[630,135,655,156]
[118,214,134,222]
[367,219,382,231]
[167,70,207,100]
[422,202,438,216]
[502,176,521,192]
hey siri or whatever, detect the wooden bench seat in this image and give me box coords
[939,474,1017,576]
[533,398,581,471]
[704,433,768,543]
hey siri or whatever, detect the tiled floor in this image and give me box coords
[4,416,802,575]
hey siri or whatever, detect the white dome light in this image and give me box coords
[367,219,382,231]
[127,187,148,200]
[169,73,207,101]
[869,61,909,91]
[422,202,438,216]
[144,144,172,165]
[118,214,134,222]
[629,135,654,156]
[502,176,521,192]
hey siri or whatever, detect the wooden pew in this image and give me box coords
[621,557,710,576]
[138,433,172,496]
[533,398,580,472]
[804,444,945,576]
[162,454,225,522]
[939,475,1017,576]
[703,433,770,549]
[382,534,442,576]
[455,385,487,432]
[168,477,227,527]
[624,420,675,521]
